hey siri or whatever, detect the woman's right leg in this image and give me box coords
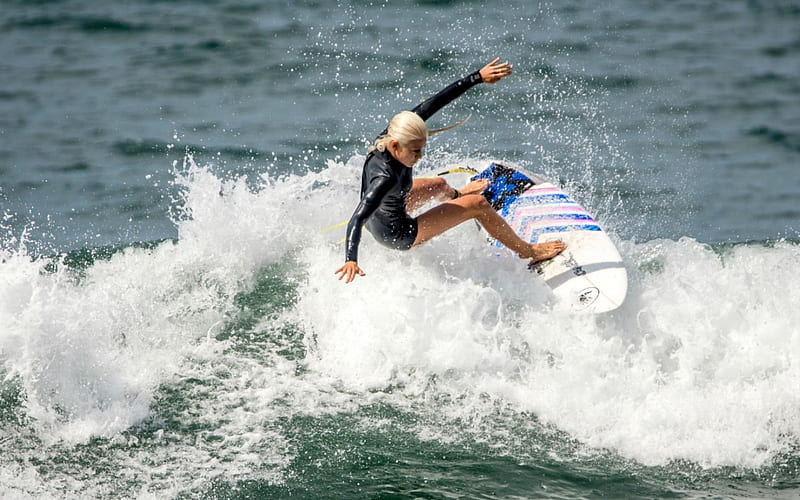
[413,194,565,262]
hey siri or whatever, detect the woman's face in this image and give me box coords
[390,138,426,167]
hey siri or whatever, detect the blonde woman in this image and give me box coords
[336,58,565,283]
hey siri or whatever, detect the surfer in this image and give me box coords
[336,58,566,283]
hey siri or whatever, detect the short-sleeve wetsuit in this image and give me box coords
[344,69,485,263]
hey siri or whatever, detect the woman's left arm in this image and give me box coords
[478,58,512,84]
[411,58,512,121]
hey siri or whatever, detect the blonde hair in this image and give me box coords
[370,111,470,153]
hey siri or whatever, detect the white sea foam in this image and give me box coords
[1,158,798,498]
[294,160,800,469]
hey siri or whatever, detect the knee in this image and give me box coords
[419,177,449,198]
[431,177,449,194]
[463,193,492,214]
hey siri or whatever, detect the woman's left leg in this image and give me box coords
[413,194,565,263]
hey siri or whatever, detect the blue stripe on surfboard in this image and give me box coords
[493,224,603,248]
[532,224,602,236]
[501,194,581,217]
[523,193,571,204]
[526,224,602,243]
[515,213,596,223]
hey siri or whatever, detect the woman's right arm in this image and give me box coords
[336,172,393,283]
[335,261,364,283]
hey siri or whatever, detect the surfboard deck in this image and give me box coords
[472,163,627,313]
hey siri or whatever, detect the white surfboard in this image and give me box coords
[473,163,627,313]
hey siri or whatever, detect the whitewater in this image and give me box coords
[2,154,798,497]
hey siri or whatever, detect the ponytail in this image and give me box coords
[370,111,470,152]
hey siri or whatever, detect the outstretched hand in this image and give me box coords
[479,58,513,84]
[335,261,365,283]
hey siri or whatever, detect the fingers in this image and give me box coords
[493,61,512,76]
[335,262,365,283]
[481,58,513,84]
[336,268,355,283]
[490,59,510,69]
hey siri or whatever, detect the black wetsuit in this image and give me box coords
[344,69,484,263]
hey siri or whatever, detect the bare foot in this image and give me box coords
[519,241,566,265]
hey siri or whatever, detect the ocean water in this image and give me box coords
[1,0,799,498]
